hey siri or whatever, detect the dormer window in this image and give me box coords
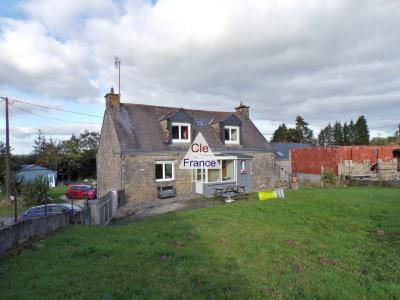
[224,126,240,144]
[171,122,191,143]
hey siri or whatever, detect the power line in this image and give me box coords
[10,102,102,125]
[8,98,103,118]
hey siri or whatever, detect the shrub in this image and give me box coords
[19,176,50,206]
[321,168,337,187]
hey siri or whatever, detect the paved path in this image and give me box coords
[111,196,225,225]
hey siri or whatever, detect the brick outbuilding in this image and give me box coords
[291,145,400,183]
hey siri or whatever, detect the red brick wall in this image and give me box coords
[291,145,400,175]
[291,147,339,175]
[337,146,399,162]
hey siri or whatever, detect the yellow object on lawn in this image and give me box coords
[258,188,285,201]
[258,190,277,201]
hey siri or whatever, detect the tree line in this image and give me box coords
[272,115,399,146]
[0,130,100,187]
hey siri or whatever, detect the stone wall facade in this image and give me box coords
[97,111,122,197]
[120,151,276,205]
[249,152,276,189]
[122,152,193,204]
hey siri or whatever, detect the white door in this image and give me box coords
[48,174,56,187]
[194,169,205,194]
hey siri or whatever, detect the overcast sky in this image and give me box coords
[0,0,399,153]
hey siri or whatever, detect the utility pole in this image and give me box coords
[4,97,13,219]
[398,123,400,144]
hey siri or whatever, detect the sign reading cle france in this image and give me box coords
[179,133,221,169]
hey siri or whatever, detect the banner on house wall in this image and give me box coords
[179,132,221,169]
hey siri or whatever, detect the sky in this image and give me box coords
[0,0,399,154]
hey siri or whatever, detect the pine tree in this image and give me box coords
[342,122,350,145]
[348,120,357,145]
[271,124,288,142]
[318,128,326,146]
[318,123,334,146]
[333,121,343,145]
[32,130,46,155]
[294,115,314,143]
[355,115,370,145]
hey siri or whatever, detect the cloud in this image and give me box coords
[0,123,101,139]
[0,0,399,153]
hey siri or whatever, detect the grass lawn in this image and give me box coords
[0,187,399,299]
[48,186,68,203]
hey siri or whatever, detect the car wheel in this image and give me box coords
[66,194,71,199]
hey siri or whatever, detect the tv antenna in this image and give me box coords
[114,56,121,94]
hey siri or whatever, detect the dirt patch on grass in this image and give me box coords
[319,257,336,266]
[261,287,275,295]
[218,238,228,245]
[170,240,186,249]
[159,253,174,261]
[376,229,385,236]
[285,240,300,248]
[292,263,306,273]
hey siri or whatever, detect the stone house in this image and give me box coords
[97,89,275,205]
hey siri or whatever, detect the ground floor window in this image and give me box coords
[155,161,174,181]
[192,159,236,183]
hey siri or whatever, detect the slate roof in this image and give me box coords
[17,164,56,173]
[271,143,316,160]
[110,103,273,153]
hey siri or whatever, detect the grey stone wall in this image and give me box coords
[249,152,276,189]
[122,152,193,204]
[97,111,122,197]
[121,151,275,205]
[0,214,69,255]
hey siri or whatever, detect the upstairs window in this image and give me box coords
[155,161,174,181]
[171,122,191,143]
[224,126,240,144]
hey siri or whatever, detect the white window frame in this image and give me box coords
[171,122,191,143]
[155,161,175,182]
[192,158,237,183]
[224,126,240,144]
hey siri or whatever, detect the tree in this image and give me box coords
[32,130,47,155]
[348,120,357,145]
[355,115,369,145]
[287,128,300,143]
[294,115,314,143]
[332,121,343,145]
[318,123,334,146]
[271,124,288,142]
[342,122,350,145]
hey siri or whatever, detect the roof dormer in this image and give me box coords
[210,114,241,145]
[159,108,193,144]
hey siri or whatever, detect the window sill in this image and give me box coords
[155,179,175,183]
[224,141,240,145]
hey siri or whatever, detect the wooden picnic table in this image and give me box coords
[214,185,248,201]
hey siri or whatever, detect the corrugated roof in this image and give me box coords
[110,103,273,153]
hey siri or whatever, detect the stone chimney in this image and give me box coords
[105,87,120,111]
[235,102,250,119]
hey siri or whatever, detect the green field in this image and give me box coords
[0,187,399,299]
[47,186,68,203]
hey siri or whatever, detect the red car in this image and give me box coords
[65,184,97,200]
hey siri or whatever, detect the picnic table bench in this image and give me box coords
[214,185,248,201]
